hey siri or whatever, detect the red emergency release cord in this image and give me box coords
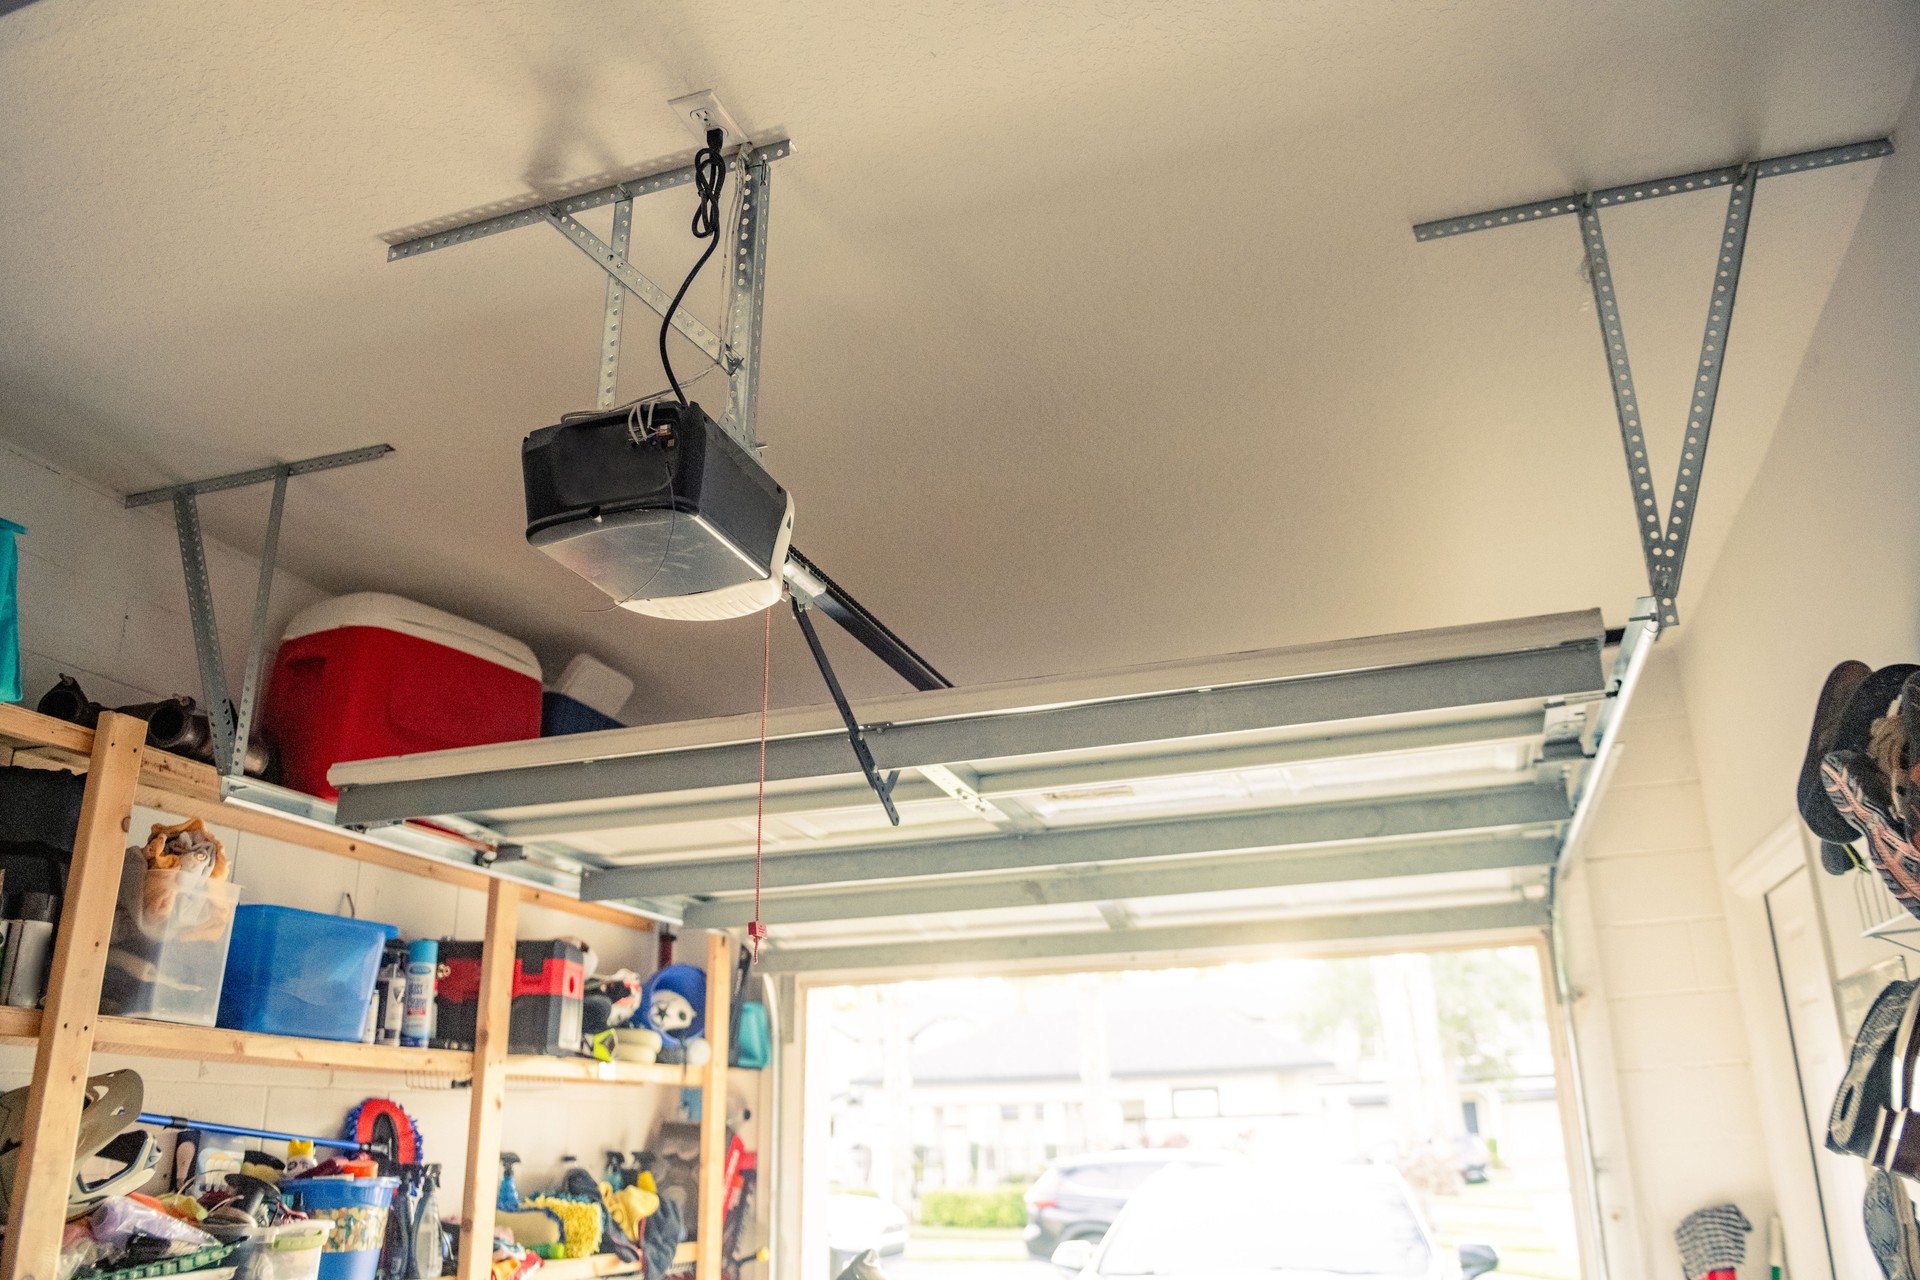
[749,606,772,957]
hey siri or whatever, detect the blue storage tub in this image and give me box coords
[218,906,397,1042]
[283,1176,397,1280]
[541,689,623,735]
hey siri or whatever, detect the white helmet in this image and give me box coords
[0,1069,160,1216]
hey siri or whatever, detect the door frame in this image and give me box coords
[1727,818,1846,1280]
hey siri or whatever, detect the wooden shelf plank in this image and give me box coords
[0,1009,473,1076]
[0,703,96,754]
[534,1242,697,1280]
[0,1006,39,1042]
[504,1055,701,1086]
[98,1018,475,1075]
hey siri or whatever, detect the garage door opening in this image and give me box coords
[803,945,1580,1280]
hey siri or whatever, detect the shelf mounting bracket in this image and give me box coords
[125,445,394,781]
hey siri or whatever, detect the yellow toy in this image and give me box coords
[524,1195,603,1259]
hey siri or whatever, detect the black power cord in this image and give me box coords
[659,126,727,407]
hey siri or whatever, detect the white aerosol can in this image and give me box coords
[402,938,438,1047]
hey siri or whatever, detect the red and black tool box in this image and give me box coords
[435,939,584,1055]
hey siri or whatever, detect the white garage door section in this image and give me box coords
[330,609,1618,974]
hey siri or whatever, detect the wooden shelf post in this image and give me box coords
[2,713,146,1280]
[459,878,520,1280]
[696,930,733,1280]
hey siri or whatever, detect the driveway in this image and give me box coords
[886,1262,1058,1280]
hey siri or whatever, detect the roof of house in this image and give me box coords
[870,1005,1333,1086]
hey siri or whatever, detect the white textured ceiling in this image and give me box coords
[1,1,1914,722]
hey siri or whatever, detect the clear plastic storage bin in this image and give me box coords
[234,1219,333,1280]
[99,856,241,1026]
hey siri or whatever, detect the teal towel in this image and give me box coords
[0,519,22,703]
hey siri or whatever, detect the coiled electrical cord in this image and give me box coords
[659,126,727,407]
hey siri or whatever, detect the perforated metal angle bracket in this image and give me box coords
[125,445,394,780]
[387,138,794,455]
[1413,137,1892,626]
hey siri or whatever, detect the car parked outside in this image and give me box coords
[825,1193,910,1276]
[1048,1163,1499,1279]
[1023,1148,1242,1259]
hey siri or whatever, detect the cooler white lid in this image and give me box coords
[553,653,635,719]
[282,592,542,682]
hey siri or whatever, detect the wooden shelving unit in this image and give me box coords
[0,1008,476,1076]
[0,705,740,1280]
[502,1054,701,1086]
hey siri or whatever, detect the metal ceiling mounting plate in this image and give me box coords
[385,136,794,456]
[1413,136,1893,627]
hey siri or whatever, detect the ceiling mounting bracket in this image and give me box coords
[1413,136,1892,628]
[790,595,902,826]
[124,445,395,783]
[386,136,795,457]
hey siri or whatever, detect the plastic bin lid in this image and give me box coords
[234,903,399,938]
[552,653,635,718]
[281,592,540,681]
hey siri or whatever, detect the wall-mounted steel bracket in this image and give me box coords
[791,595,902,826]
[1413,136,1892,627]
[125,445,394,781]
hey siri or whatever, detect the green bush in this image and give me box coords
[917,1188,1027,1229]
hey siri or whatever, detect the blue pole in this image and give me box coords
[138,1112,361,1150]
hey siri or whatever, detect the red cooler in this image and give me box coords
[261,593,543,799]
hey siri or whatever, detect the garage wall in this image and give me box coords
[1559,649,1770,1278]
[0,440,330,709]
[0,440,672,1206]
[1676,70,1920,1277]
[1677,60,1920,895]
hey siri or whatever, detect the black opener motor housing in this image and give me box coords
[521,401,792,616]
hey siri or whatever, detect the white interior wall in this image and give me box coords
[1558,650,1771,1277]
[1666,73,1920,1280]
[1,440,330,709]
[0,444,675,1206]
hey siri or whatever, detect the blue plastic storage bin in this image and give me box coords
[218,906,397,1042]
[282,1177,397,1280]
[541,689,622,735]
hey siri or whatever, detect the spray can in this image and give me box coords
[402,939,438,1047]
[373,939,408,1046]
[284,1138,317,1178]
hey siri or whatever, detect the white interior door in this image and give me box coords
[1766,865,1871,1279]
